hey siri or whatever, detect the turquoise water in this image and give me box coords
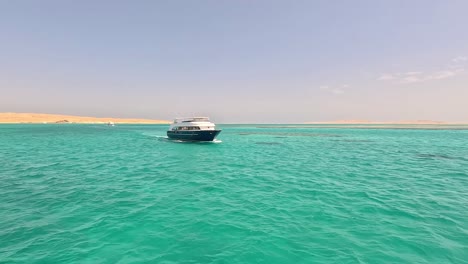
[1,124,467,263]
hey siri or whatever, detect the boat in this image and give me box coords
[167,117,221,141]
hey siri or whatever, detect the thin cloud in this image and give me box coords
[332,89,344,95]
[399,69,464,83]
[432,70,456,80]
[452,56,468,63]
[404,71,422,76]
[378,74,395,81]
[430,68,464,80]
[378,58,465,84]
[402,76,423,83]
[320,84,347,95]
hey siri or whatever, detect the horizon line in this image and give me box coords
[1,112,468,125]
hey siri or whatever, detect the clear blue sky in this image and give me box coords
[1,0,467,123]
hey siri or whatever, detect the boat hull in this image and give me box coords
[167,130,221,141]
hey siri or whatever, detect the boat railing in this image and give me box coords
[174,117,210,123]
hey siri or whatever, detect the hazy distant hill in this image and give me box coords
[0,113,170,124]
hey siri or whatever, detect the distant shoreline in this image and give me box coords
[1,113,466,125]
[304,120,468,125]
[0,113,170,124]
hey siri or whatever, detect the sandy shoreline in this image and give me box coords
[1,113,466,125]
[0,113,170,124]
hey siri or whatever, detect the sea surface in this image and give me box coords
[1,124,467,263]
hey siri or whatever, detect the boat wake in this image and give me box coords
[143,133,222,144]
[169,139,222,144]
[153,135,171,142]
[162,138,223,144]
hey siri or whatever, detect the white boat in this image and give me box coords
[167,117,221,141]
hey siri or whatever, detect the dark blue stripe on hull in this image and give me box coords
[167,130,221,141]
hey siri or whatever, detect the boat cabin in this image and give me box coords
[174,117,210,123]
[172,126,201,131]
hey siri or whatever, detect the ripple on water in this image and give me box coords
[0,124,467,263]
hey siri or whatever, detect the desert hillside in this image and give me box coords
[0,113,170,124]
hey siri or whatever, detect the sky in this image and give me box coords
[1,0,467,123]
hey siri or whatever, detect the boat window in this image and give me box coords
[176,126,200,130]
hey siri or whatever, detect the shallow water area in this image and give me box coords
[1,124,467,263]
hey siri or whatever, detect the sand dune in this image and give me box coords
[1,113,464,125]
[0,113,170,124]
